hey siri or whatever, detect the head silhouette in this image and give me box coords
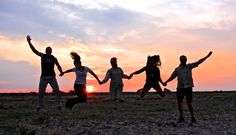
[110,57,117,68]
[70,52,81,67]
[180,55,187,65]
[146,55,161,67]
[45,47,52,54]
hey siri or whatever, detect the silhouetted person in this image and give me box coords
[26,35,63,111]
[100,57,130,102]
[130,55,166,97]
[164,51,213,123]
[60,52,100,110]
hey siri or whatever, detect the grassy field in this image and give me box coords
[0,92,235,135]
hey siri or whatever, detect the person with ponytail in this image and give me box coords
[60,52,100,110]
[129,55,166,97]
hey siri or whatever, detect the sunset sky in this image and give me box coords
[0,0,236,93]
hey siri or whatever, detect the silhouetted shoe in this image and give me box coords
[36,107,41,112]
[191,117,196,123]
[117,99,124,102]
[68,103,74,110]
[65,99,74,110]
[177,116,184,123]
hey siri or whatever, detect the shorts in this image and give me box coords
[177,87,192,103]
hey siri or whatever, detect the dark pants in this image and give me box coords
[68,84,87,105]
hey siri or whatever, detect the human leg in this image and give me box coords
[116,85,124,102]
[139,83,151,97]
[177,88,185,122]
[66,84,87,110]
[109,86,116,101]
[153,83,165,97]
[38,76,48,110]
[49,76,61,109]
[185,87,196,122]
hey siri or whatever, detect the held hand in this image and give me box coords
[59,72,64,76]
[98,80,103,85]
[208,51,213,57]
[26,35,31,42]
[128,74,133,79]
[163,82,167,86]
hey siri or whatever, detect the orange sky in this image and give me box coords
[0,35,236,93]
[0,0,236,93]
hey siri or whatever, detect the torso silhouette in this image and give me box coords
[41,54,55,76]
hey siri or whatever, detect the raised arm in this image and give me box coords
[54,58,63,75]
[26,35,43,57]
[195,51,213,65]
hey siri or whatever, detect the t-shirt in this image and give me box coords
[41,54,55,76]
[72,66,92,84]
[171,62,200,88]
[101,67,124,87]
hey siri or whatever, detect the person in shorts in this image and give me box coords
[164,51,213,123]
[27,35,63,111]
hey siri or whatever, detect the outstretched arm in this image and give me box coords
[196,51,213,65]
[122,74,130,79]
[164,70,177,86]
[89,70,101,84]
[100,70,110,84]
[60,69,73,76]
[26,35,43,57]
[129,67,146,79]
[54,58,63,75]
[120,68,129,79]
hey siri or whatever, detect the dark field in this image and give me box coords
[0,92,235,135]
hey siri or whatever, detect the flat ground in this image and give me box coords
[0,92,235,135]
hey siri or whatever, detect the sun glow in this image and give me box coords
[86,85,96,93]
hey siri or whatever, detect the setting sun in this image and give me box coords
[86,85,96,93]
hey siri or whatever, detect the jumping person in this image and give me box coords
[164,51,213,123]
[100,57,130,102]
[26,35,63,111]
[60,52,100,110]
[129,55,166,97]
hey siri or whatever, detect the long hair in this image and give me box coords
[146,55,161,67]
[70,52,81,63]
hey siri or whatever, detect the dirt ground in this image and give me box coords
[0,92,235,135]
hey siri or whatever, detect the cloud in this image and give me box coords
[0,58,38,89]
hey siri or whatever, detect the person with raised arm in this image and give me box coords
[164,51,213,123]
[26,35,63,111]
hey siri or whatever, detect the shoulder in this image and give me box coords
[84,66,92,71]
[118,67,123,71]
[71,67,77,71]
[175,66,181,71]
